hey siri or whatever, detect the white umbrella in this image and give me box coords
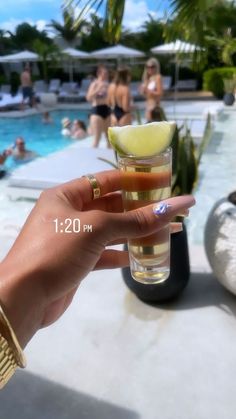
[62,48,90,82]
[91,44,144,61]
[62,48,89,59]
[0,50,39,63]
[151,39,202,105]
[151,39,201,55]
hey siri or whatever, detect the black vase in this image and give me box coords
[223,93,235,106]
[121,224,190,303]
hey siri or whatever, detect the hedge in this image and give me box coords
[203,67,236,99]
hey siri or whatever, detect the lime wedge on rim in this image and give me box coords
[108,121,176,157]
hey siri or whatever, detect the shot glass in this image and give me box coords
[118,148,172,284]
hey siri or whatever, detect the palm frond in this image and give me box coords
[63,0,125,44]
[103,0,125,43]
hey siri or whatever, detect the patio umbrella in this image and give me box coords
[62,48,90,59]
[0,50,39,63]
[91,44,144,62]
[151,40,202,104]
[62,48,90,82]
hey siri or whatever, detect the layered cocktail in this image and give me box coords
[108,122,176,284]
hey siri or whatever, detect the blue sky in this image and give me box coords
[0,0,172,33]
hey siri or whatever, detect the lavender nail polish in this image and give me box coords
[153,202,171,216]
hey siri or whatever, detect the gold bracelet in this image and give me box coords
[0,302,26,389]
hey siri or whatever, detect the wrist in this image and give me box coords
[0,257,45,348]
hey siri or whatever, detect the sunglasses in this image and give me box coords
[146,65,156,69]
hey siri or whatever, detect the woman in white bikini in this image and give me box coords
[140,57,163,122]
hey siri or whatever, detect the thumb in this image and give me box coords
[106,195,195,241]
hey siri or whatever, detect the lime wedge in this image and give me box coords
[108,121,176,157]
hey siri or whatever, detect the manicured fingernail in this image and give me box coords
[153,202,171,216]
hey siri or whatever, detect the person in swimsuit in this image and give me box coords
[140,58,163,122]
[20,64,36,110]
[71,120,87,140]
[107,67,132,127]
[0,149,11,179]
[86,65,111,147]
[9,137,38,162]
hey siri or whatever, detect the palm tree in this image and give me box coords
[63,0,125,44]
[80,13,110,51]
[65,0,236,62]
[50,5,87,47]
[33,39,61,81]
[8,23,49,50]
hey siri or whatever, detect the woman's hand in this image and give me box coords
[0,170,195,347]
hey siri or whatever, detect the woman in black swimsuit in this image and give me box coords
[108,67,132,127]
[86,65,111,147]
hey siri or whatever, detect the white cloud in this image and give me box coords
[0,18,50,34]
[123,0,160,31]
[0,0,56,8]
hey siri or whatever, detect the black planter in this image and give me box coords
[223,93,235,106]
[122,224,190,303]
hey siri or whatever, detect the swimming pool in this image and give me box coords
[0,109,89,169]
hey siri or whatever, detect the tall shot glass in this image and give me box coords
[118,148,172,284]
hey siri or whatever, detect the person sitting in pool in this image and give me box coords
[0,149,11,179]
[61,117,72,137]
[71,120,87,140]
[42,111,53,124]
[10,137,38,162]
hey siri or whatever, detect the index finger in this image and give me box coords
[58,170,122,210]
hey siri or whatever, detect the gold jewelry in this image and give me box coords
[83,174,101,200]
[0,303,26,389]
[0,334,19,389]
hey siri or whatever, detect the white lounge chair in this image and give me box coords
[0,84,11,94]
[162,76,172,91]
[130,82,143,101]
[78,78,92,101]
[48,79,61,94]
[173,79,197,91]
[0,93,23,110]
[58,82,79,102]
[34,80,48,95]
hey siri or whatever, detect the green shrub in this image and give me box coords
[0,73,8,85]
[10,72,20,95]
[203,67,236,98]
[131,65,143,82]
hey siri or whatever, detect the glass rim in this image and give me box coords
[117,147,172,161]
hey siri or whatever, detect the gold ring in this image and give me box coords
[83,174,101,200]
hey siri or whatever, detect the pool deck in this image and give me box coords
[1,101,236,419]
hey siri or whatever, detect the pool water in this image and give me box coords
[0,109,89,169]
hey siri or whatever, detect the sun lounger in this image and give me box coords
[130,82,143,101]
[0,84,11,94]
[7,146,115,199]
[162,76,172,91]
[173,79,197,91]
[48,79,61,94]
[0,93,23,111]
[34,80,48,96]
[58,82,80,103]
[78,78,91,101]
